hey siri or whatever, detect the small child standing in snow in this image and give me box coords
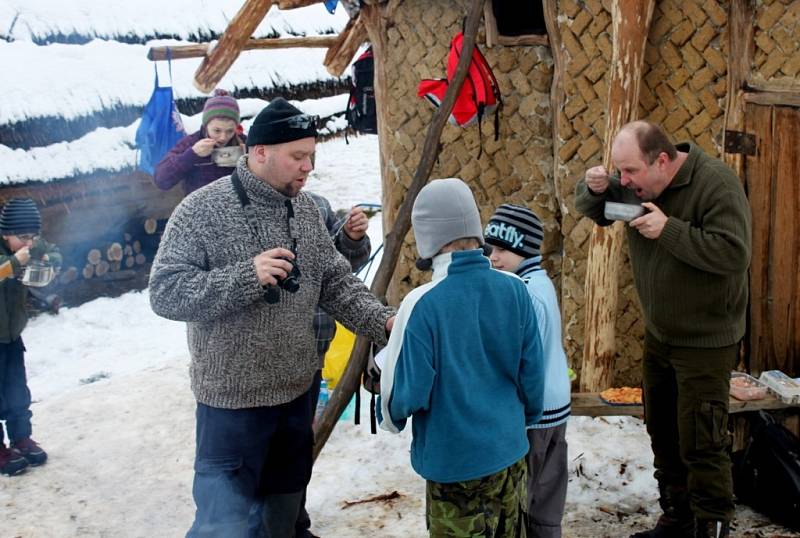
[0,198,61,476]
[378,178,545,537]
[485,204,571,538]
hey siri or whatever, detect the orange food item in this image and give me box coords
[600,386,643,405]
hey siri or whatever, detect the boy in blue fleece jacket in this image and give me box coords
[378,178,546,537]
[485,204,572,538]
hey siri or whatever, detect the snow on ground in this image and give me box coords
[2,135,797,537]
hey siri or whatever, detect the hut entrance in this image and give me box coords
[744,102,800,377]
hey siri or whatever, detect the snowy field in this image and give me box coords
[2,135,797,537]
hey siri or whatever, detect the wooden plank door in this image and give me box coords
[745,102,800,376]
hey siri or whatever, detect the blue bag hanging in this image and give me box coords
[135,52,185,175]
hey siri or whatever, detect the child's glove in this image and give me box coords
[29,237,63,267]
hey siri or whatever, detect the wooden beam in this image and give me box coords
[276,0,322,8]
[580,0,655,392]
[148,36,338,61]
[193,0,274,93]
[722,0,755,176]
[743,89,800,107]
[323,16,368,77]
[312,0,487,462]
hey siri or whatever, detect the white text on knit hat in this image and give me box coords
[484,222,524,250]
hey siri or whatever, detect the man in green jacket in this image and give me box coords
[575,121,752,538]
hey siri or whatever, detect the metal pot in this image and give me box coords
[211,146,244,167]
[21,260,55,287]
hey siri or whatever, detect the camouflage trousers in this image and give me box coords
[426,458,528,537]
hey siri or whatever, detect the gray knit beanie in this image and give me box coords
[411,178,484,260]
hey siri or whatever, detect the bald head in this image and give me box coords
[615,121,677,165]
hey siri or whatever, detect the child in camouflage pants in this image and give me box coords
[378,179,546,537]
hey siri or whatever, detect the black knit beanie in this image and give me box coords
[247,98,318,147]
[484,204,544,258]
[0,198,41,236]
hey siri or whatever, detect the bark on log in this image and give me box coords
[313,0,486,462]
[323,17,368,77]
[193,0,275,93]
[148,36,338,61]
[580,0,655,392]
[94,260,110,277]
[82,264,95,279]
[135,253,147,266]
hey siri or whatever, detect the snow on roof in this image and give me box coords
[0,94,349,185]
[0,39,344,125]
[0,1,348,42]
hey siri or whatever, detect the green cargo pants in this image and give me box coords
[426,458,527,537]
[642,331,737,522]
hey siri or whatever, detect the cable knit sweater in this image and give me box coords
[149,156,393,408]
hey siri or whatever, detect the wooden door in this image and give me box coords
[745,103,800,376]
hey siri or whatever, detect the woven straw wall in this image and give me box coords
[752,0,800,89]
[382,0,556,303]
[382,0,732,384]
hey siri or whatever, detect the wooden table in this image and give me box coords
[571,392,796,417]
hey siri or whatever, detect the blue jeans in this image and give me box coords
[0,338,32,443]
[187,384,315,538]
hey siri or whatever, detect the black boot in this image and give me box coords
[695,520,730,538]
[630,484,694,538]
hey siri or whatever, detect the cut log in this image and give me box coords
[144,218,158,235]
[580,0,656,392]
[109,260,122,272]
[193,0,275,93]
[123,233,132,243]
[148,36,338,61]
[106,242,123,262]
[87,248,102,265]
[135,253,147,266]
[82,264,95,279]
[132,240,142,254]
[124,255,136,269]
[94,260,110,277]
[313,0,485,461]
[123,244,133,257]
[59,266,78,285]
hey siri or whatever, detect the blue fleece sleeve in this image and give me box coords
[518,293,545,426]
[386,329,435,431]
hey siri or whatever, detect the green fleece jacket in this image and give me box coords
[0,242,28,343]
[575,143,752,348]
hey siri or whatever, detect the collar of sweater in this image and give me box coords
[667,142,701,190]
[431,249,489,280]
[235,155,295,206]
[515,255,543,278]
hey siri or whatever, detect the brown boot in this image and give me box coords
[630,514,695,538]
[694,520,729,538]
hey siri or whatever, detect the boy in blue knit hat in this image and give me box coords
[485,204,571,538]
[0,198,61,476]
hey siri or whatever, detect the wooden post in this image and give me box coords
[313,0,487,461]
[580,0,655,392]
[323,16,368,77]
[193,0,274,93]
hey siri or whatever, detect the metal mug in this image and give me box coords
[21,260,55,287]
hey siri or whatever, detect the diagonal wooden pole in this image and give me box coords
[313,0,487,461]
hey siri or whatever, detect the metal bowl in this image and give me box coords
[604,201,645,222]
[21,260,55,287]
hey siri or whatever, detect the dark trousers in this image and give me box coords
[187,383,315,538]
[0,338,32,443]
[295,370,322,537]
[526,423,568,538]
[642,331,737,522]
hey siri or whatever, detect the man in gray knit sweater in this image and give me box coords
[575,121,751,538]
[149,98,394,538]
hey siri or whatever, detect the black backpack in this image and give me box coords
[346,47,377,134]
[732,411,800,531]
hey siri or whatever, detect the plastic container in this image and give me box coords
[314,379,329,423]
[729,372,768,401]
[758,370,800,404]
[604,201,645,222]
